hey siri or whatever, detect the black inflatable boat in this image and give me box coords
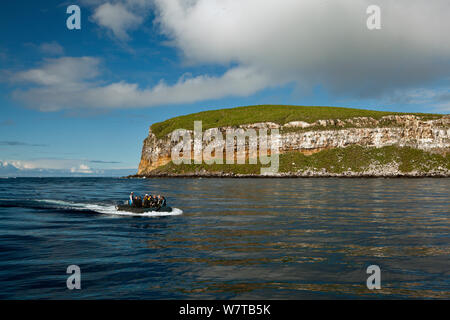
[116,204,173,214]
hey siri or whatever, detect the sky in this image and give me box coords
[0,0,449,176]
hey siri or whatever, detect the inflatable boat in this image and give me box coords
[116,204,173,214]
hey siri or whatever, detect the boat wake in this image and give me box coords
[0,199,183,217]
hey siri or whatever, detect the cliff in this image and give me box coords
[136,106,450,177]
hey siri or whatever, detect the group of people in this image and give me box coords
[129,192,166,208]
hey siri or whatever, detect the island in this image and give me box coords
[132,105,450,177]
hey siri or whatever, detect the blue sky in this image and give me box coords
[0,0,449,176]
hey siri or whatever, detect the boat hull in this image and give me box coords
[116,204,172,214]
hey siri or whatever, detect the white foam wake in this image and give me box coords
[37,199,183,217]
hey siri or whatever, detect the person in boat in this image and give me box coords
[143,194,150,208]
[133,195,140,208]
[160,196,166,208]
[155,195,166,208]
[129,192,134,206]
[142,194,147,207]
[121,193,167,210]
[150,195,157,208]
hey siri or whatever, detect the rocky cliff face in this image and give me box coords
[137,115,450,176]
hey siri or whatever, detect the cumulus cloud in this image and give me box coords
[154,0,450,98]
[12,56,271,111]
[92,2,144,40]
[9,0,450,111]
[83,66,271,107]
[70,164,93,174]
[1,158,109,171]
[12,57,100,87]
[0,159,136,177]
[3,159,82,170]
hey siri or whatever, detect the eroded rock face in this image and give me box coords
[283,121,310,128]
[137,115,450,175]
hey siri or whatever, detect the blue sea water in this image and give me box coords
[0,177,449,299]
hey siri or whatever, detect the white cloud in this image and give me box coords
[154,0,450,97]
[385,87,450,111]
[8,161,34,170]
[1,158,127,171]
[70,164,93,174]
[0,160,136,177]
[84,65,272,107]
[12,57,272,111]
[92,2,144,41]
[39,41,64,55]
[10,1,450,111]
[13,57,99,87]
[5,159,83,170]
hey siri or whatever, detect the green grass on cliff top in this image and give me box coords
[150,105,442,138]
[150,145,449,175]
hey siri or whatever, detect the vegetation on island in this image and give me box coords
[150,105,444,139]
[149,145,450,176]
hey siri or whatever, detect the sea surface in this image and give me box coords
[0,177,449,299]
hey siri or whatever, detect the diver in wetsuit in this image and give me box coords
[149,195,157,208]
[143,194,150,208]
[133,196,140,207]
[153,195,166,211]
[155,195,166,209]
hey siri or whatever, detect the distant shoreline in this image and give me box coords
[125,173,450,179]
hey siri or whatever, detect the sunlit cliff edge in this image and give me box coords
[134,105,450,177]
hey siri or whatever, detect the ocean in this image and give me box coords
[0,177,448,299]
